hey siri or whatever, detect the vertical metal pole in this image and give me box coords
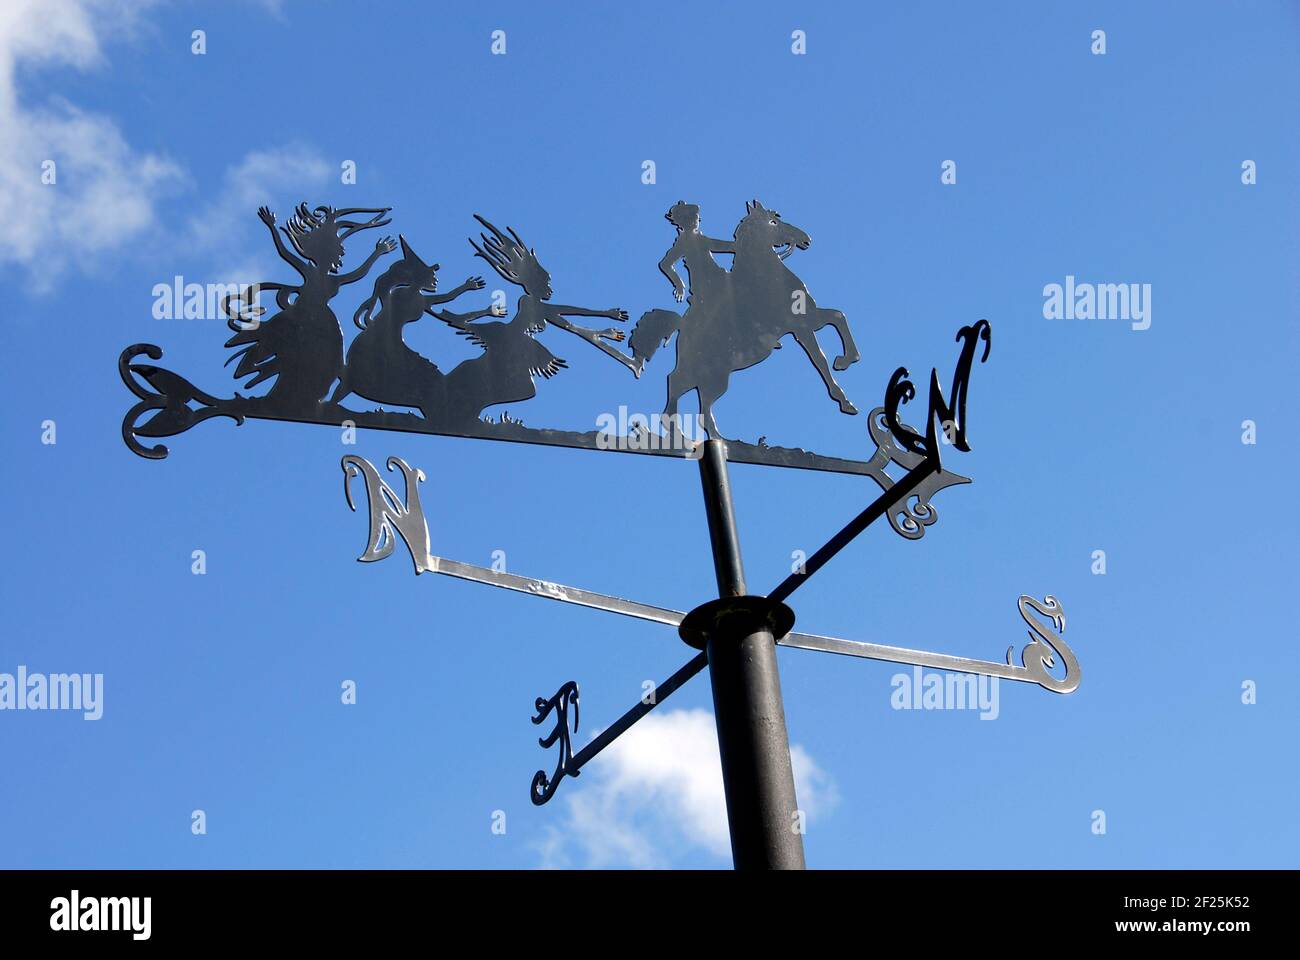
[697,439,806,870]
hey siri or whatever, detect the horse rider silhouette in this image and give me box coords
[630,200,861,439]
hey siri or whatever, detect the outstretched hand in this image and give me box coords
[490,304,508,317]
[608,308,629,321]
[600,328,627,342]
[376,236,397,254]
[463,276,486,291]
[672,286,685,303]
[257,206,276,226]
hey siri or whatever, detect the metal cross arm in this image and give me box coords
[339,455,1080,697]
[769,320,991,607]
[342,454,717,805]
[777,595,1081,695]
[530,652,708,805]
[767,455,938,605]
[340,454,1079,819]
[342,455,683,629]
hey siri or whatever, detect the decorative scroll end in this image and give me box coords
[1009,594,1080,694]
[866,408,970,540]
[530,680,580,806]
[119,344,245,460]
[340,455,433,575]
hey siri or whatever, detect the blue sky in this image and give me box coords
[1,0,1297,868]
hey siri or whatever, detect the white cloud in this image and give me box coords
[535,708,838,868]
[0,0,182,288]
[0,0,333,293]
[246,0,289,19]
[183,143,333,284]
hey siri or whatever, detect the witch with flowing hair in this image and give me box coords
[463,215,638,376]
[424,215,638,425]
[223,203,395,411]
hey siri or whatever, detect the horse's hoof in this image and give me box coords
[833,355,856,372]
[839,400,859,415]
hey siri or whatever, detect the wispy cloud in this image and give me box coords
[535,708,837,868]
[183,143,334,284]
[0,0,182,289]
[0,0,325,293]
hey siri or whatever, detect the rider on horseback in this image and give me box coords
[631,200,861,439]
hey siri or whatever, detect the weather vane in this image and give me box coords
[118,198,1080,869]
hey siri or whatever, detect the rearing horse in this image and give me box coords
[632,200,860,438]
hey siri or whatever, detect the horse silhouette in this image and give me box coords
[329,235,498,422]
[224,203,394,412]
[631,200,860,438]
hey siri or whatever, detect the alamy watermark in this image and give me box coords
[0,666,103,720]
[891,666,999,719]
[50,891,150,940]
[152,276,263,326]
[596,407,707,451]
[1043,275,1151,331]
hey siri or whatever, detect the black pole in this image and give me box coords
[697,439,806,870]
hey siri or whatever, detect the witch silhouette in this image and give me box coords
[224,203,394,412]
[330,236,501,423]
[416,215,637,424]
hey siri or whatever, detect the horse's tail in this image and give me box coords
[630,309,682,366]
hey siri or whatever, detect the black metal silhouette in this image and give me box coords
[884,319,992,458]
[468,214,636,378]
[531,681,580,805]
[117,204,976,540]
[631,200,860,437]
[119,345,245,459]
[329,236,500,423]
[529,654,710,806]
[224,204,394,412]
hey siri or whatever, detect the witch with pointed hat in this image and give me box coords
[331,236,501,423]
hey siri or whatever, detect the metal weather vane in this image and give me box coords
[118,198,1080,869]
[119,200,965,537]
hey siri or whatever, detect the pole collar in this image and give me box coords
[678,595,795,650]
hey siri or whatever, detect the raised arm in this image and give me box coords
[544,305,638,375]
[335,236,397,287]
[425,275,486,305]
[429,304,505,324]
[547,303,625,322]
[258,207,310,280]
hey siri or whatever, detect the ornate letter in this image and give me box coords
[1008,595,1080,694]
[530,680,581,805]
[341,455,433,574]
[885,320,992,460]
